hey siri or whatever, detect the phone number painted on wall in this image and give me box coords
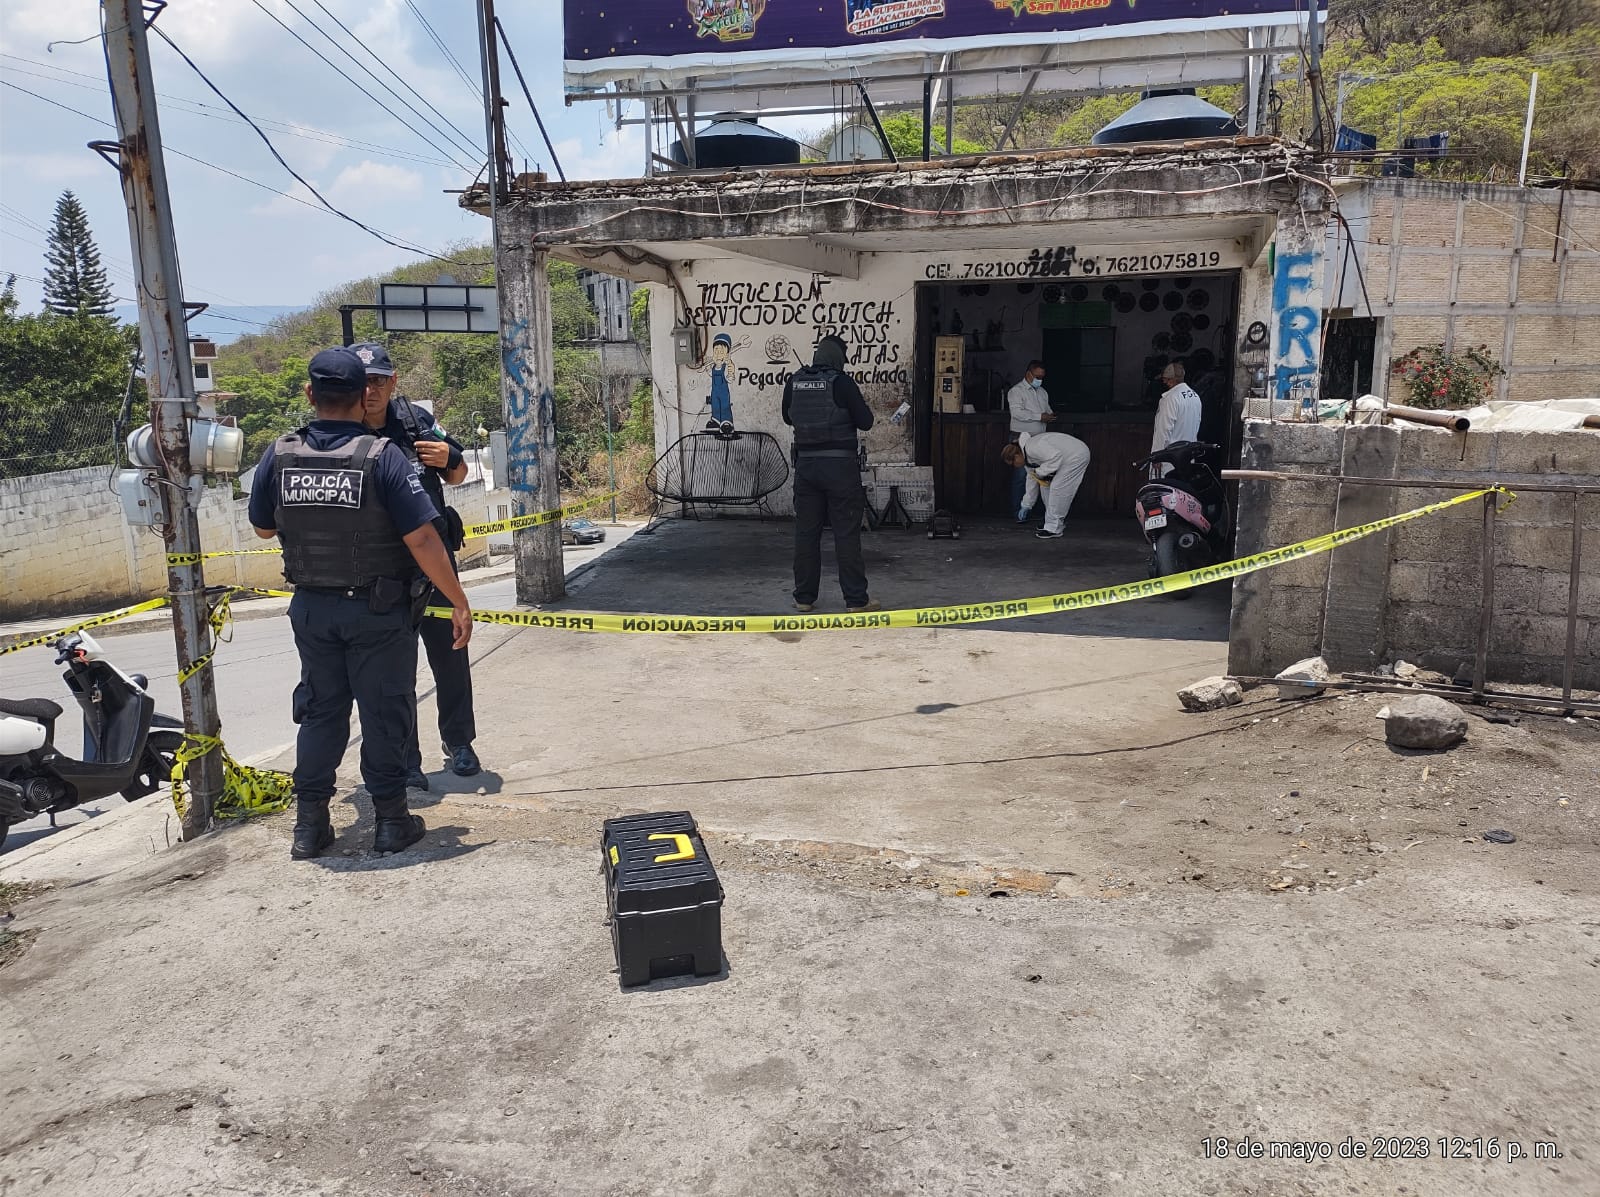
[926,248,1229,281]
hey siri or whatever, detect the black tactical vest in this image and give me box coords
[390,396,446,515]
[272,431,415,588]
[789,367,857,455]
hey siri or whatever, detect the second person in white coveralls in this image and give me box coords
[1001,431,1092,539]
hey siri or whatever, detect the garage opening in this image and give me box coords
[913,272,1240,518]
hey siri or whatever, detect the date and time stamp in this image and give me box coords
[1201,1135,1563,1164]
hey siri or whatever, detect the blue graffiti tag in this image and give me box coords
[1271,250,1320,401]
[501,318,546,496]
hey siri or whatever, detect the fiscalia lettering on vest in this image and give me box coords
[279,468,364,507]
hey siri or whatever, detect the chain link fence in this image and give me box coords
[0,414,124,481]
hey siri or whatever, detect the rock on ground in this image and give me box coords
[1385,694,1470,749]
[1275,655,1331,699]
[1177,676,1243,712]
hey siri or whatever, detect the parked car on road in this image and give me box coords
[561,518,606,546]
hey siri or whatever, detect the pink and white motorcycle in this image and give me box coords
[1132,440,1231,593]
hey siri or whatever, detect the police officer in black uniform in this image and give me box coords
[350,342,481,785]
[249,347,474,860]
[781,334,877,613]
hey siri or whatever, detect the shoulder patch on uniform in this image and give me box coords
[280,467,364,508]
[408,473,424,494]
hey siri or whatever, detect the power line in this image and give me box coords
[404,0,481,99]
[276,0,483,166]
[3,180,284,325]
[144,31,487,267]
[306,0,488,163]
[400,0,535,167]
[1,79,477,268]
[0,57,459,170]
[244,0,479,173]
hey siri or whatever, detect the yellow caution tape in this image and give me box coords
[167,547,284,566]
[0,597,171,657]
[175,589,239,685]
[164,492,617,565]
[11,487,1514,661]
[462,491,617,538]
[422,486,1513,634]
[169,733,293,822]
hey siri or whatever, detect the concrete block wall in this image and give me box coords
[1336,180,1600,406]
[1,467,287,620]
[1229,420,1600,691]
[1,469,498,622]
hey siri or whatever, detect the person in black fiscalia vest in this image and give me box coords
[249,348,473,860]
[351,342,482,784]
[782,334,878,613]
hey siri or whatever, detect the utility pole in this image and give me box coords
[1518,71,1539,187]
[102,0,222,838]
[1306,0,1326,153]
[476,0,564,602]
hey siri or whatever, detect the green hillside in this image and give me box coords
[214,245,655,512]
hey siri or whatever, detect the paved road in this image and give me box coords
[1,531,639,852]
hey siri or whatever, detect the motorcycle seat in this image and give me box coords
[0,697,63,723]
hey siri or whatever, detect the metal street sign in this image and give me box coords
[377,283,498,333]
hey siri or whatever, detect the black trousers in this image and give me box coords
[288,589,417,805]
[407,554,476,769]
[792,454,869,607]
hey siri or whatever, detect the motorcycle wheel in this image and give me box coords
[1152,530,1193,601]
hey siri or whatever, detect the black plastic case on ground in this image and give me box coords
[601,811,724,986]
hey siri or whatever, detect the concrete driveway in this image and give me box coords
[0,526,643,852]
[3,515,1595,1196]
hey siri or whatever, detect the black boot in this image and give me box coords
[290,799,334,860]
[372,795,426,854]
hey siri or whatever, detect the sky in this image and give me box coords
[0,0,647,327]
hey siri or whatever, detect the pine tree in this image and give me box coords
[42,191,115,319]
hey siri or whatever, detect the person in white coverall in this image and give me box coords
[1001,431,1091,539]
[1150,360,1202,476]
[1005,359,1055,518]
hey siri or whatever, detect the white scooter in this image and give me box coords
[1,631,183,849]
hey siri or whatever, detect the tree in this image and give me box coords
[878,112,989,158]
[0,292,138,478]
[42,191,115,319]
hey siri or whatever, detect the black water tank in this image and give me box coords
[1091,89,1239,145]
[671,115,801,169]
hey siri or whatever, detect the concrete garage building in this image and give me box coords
[476,138,1335,520]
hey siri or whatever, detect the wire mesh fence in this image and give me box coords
[0,412,124,481]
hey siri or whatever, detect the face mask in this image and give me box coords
[1029,378,1042,389]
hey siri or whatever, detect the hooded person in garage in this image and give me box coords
[782,334,878,613]
[1001,430,1092,540]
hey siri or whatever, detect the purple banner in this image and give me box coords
[564,1,1306,66]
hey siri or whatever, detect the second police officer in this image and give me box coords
[781,333,878,613]
[249,347,474,860]
[351,342,483,785]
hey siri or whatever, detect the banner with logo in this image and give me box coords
[564,0,1311,78]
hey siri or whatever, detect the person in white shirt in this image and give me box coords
[1150,360,1203,476]
[1005,360,1055,517]
[1001,430,1091,539]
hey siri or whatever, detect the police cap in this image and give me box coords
[308,347,368,395]
[349,341,396,377]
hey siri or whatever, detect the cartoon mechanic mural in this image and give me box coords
[693,332,746,435]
